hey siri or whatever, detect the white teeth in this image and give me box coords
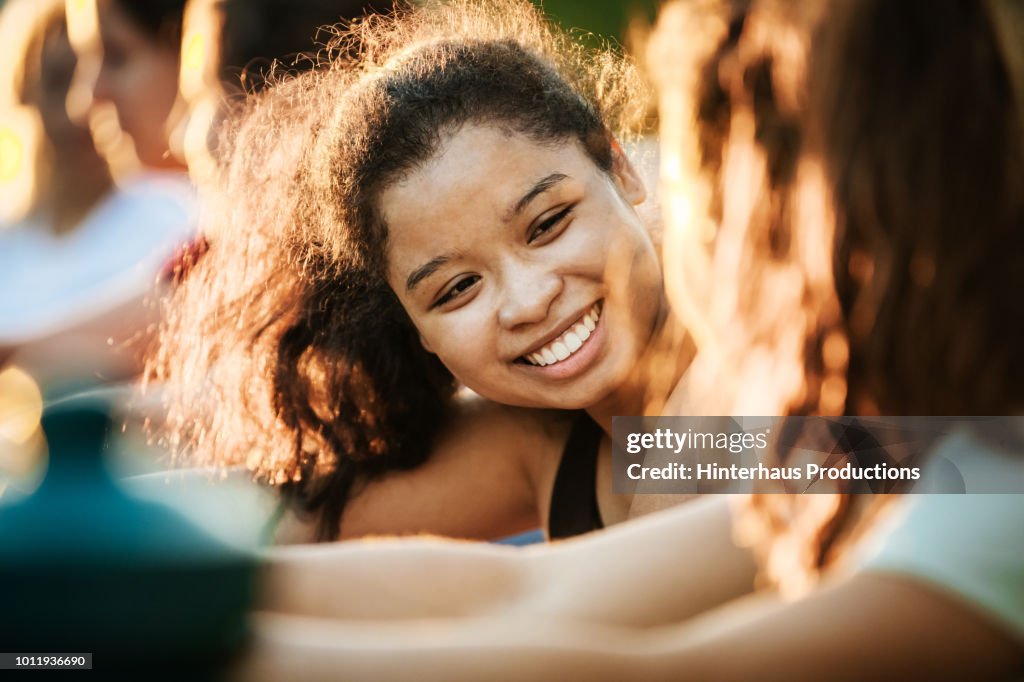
[522,302,602,367]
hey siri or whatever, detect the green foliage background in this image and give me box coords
[530,0,660,49]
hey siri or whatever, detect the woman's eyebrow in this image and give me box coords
[406,254,453,292]
[505,172,569,221]
[405,173,568,293]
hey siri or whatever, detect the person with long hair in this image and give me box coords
[149,0,695,543]
[224,0,1023,679]
[70,0,188,171]
[0,0,198,388]
[0,0,191,387]
[0,0,112,233]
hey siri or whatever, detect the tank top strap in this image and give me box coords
[547,412,605,539]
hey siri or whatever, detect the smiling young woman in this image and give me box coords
[148,0,694,543]
[382,123,661,416]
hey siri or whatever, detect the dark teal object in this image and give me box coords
[0,395,256,677]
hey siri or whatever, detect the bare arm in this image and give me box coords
[237,571,1022,682]
[639,571,1023,682]
[232,613,664,682]
[259,495,756,628]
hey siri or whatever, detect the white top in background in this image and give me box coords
[0,171,196,345]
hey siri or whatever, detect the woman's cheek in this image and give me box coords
[556,218,612,274]
[422,316,491,378]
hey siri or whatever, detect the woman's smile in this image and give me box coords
[513,300,607,380]
[518,300,601,366]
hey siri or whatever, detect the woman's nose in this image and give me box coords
[90,62,114,104]
[165,94,191,166]
[66,57,101,124]
[497,265,563,330]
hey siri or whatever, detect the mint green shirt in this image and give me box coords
[856,430,1024,642]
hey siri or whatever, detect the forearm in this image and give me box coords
[522,495,756,627]
[259,496,757,628]
[641,573,1024,682]
[239,572,1023,682]
[231,612,673,682]
[258,539,535,620]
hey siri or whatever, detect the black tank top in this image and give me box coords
[547,413,605,539]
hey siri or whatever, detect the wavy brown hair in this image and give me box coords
[818,0,1024,418]
[147,0,649,541]
[655,0,1024,590]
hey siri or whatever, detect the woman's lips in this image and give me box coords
[520,301,602,366]
[516,301,606,381]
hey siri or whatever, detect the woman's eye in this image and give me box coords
[432,275,480,309]
[528,205,574,244]
[102,45,127,69]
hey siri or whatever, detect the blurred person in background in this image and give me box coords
[0,0,109,494]
[70,0,188,172]
[0,0,111,235]
[0,0,192,393]
[65,0,198,297]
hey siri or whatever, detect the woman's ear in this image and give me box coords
[610,139,647,205]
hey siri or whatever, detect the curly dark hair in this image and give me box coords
[147,0,649,541]
[212,0,397,92]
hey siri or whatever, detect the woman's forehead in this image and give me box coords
[381,124,589,236]
[97,2,143,46]
[379,124,593,283]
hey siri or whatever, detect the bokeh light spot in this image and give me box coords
[0,125,24,183]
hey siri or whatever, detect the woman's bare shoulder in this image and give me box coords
[441,393,582,531]
[338,393,575,540]
[439,390,575,456]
